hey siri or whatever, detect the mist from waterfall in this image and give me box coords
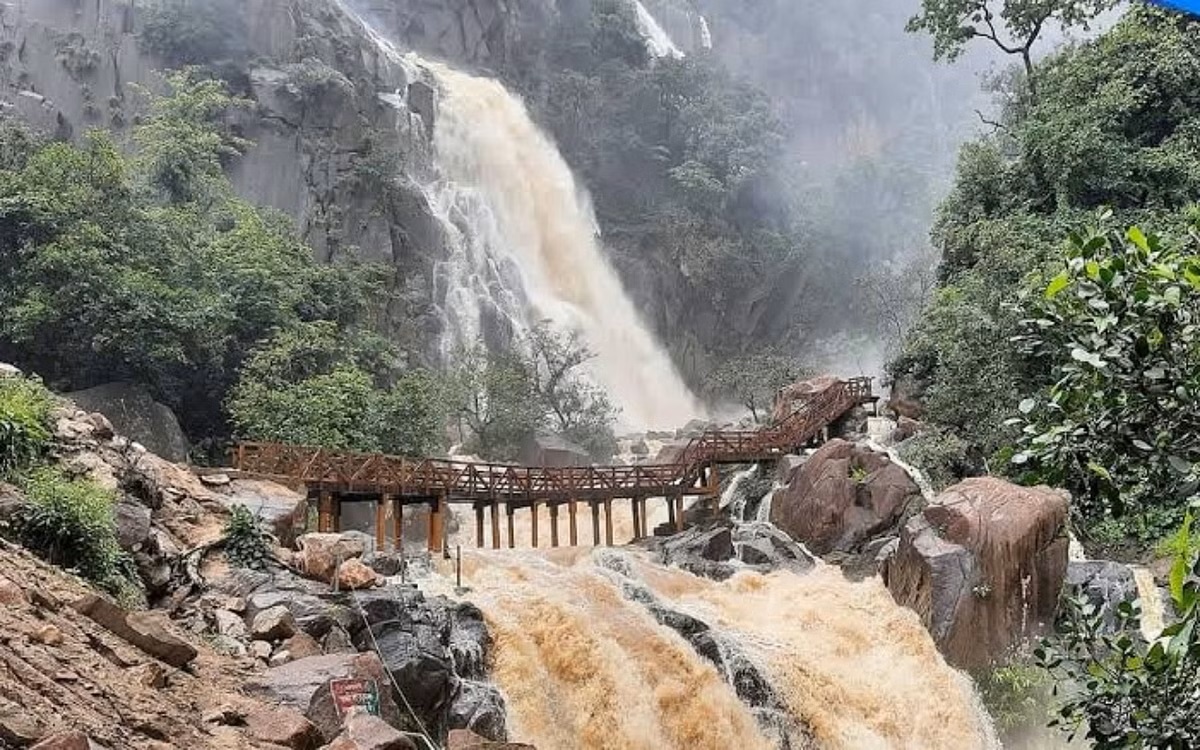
[634,0,684,58]
[335,0,703,431]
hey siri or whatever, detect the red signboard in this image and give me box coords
[330,678,381,719]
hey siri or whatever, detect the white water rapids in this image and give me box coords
[634,1,684,58]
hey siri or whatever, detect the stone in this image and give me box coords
[245,706,323,750]
[214,608,248,640]
[519,431,591,468]
[448,680,507,742]
[32,624,63,646]
[200,473,231,486]
[0,483,28,526]
[65,382,188,462]
[771,375,842,423]
[251,605,298,641]
[0,700,44,745]
[296,533,367,584]
[129,662,166,688]
[251,640,274,660]
[113,500,152,551]
[883,477,1070,669]
[447,729,536,749]
[202,704,245,726]
[1065,560,1138,633]
[326,713,416,750]
[270,649,292,667]
[30,731,104,750]
[73,594,197,668]
[337,559,380,591]
[215,479,307,546]
[770,439,921,555]
[323,625,356,654]
[369,552,405,578]
[283,632,324,660]
[85,412,114,440]
[0,575,26,606]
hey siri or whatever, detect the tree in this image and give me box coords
[447,345,544,461]
[1011,220,1200,539]
[1036,516,1200,748]
[704,351,808,423]
[527,323,618,460]
[906,0,1117,98]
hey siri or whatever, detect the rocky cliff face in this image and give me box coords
[0,0,451,360]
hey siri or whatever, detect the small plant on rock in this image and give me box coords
[0,374,55,478]
[224,504,270,570]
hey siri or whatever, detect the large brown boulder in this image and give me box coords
[296,533,368,584]
[883,477,1070,668]
[769,439,921,555]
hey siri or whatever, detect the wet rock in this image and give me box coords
[657,525,737,580]
[245,706,323,750]
[884,477,1069,669]
[252,605,298,641]
[112,500,152,551]
[447,729,536,749]
[296,533,368,584]
[448,603,490,680]
[448,680,507,742]
[326,713,416,750]
[337,559,380,590]
[30,731,105,750]
[1065,560,1138,633]
[369,552,405,578]
[731,522,817,574]
[770,439,921,555]
[73,595,197,668]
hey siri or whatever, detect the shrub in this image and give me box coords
[224,504,270,570]
[0,375,55,477]
[895,427,970,492]
[14,467,136,595]
[975,657,1053,740]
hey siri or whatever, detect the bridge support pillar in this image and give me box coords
[428,496,444,554]
[569,500,578,546]
[531,502,540,548]
[604,498,614,547]
[475,505,485,548]
[631,498,641,540]
[490,501,501,549]
[667,494,676,530]
[591,502,601,546]
[507,505,516,549]
[390,495,402,551]
[550,503,560,548]
[375,495,387,551]
[638,497,648,538]
[318,491,335,533]
[674,494,685,532]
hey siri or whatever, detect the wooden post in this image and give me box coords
[375,495,387,551]
[667,493,677,530]
[604,498,614,547]
[531,502,540,549]
[333,494,343,532]
[569,499,578,547]
[475,505,485,548]
[591,502,601,546]
[428,496,444,554]
[490,500,501,549]
[638,497,648,538]
[631,498,641,541]
[319,491,334,533]
[550,503,560,548]
[507,505,516,549]
[674,494,685,532]
[392,496,403,551]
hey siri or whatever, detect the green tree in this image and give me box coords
[704,351,808,423]
[527,323,618,460]
[448,345,544,462]
[1037,516,1200,748]
[1012,220,1200,538]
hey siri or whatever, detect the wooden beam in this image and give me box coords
[604,498,613,547]
[333,494,343,532]
[375,495,387,550]
[531,502,540,549]
[550,503,560,548]
[392,495,402,551]
[591,502,601,546]
[428,496,444,554]
[507,505,516,549]
[490,500,501,549]
[638,497,648,538]
[569,499,578,547]
[318,491,334,533]
[674,494,685,532]
[667,493,676,530]
[475,505,485,548]
[631,498,641,541]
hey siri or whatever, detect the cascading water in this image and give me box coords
[431,547,999,750]
[337,0,702,430]
[634,0,684,58]
[698,15,713,49]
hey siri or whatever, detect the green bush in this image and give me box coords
[975,657,1054,740]
[895,427,970,492]
[14,467,136,595]
[224,504,269,570]
[0,375,55,477]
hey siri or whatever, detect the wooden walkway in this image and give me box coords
[233,377,875,551]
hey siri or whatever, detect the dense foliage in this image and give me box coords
[1037,517,1200,748]
[703,352,807,423]
[224,504,270,570]
[0,374,55,477]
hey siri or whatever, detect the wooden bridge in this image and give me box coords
[233,377,875,552]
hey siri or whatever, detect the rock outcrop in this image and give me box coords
[883,477,1070,668]
[769,439,922,557]
[65,382,189,462]
[1064,560,1138,633]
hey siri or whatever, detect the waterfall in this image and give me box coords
[719,466,760,519]
[438,548,999,750]
[1131,566,1167,640]
[698,15,713,49]
[634,0,684,58]
[335,0,703,431]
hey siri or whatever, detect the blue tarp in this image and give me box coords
[1149,0,1200,14]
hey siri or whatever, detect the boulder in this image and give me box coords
[73,595,197,668]
[0,483,28,526]
[65,382,188,462]
[283,632,324,660]
[30,731,105,750]
[296,533,368,584]
[112,500,152,551]
[448,680,507,742]
[771,375,841,423]
[0,700,44,745]
[519,432,591,468]
[730,522,817,574]
[245,707,323,750]
[883,477,1069,668]
[251,640,274,660]
[770,439,921,556]
[658,525,736,581]
[1064,560,1138,633]
[337,559,381,591]
[447,729,536,749]
[0,575,26,607]
[214,609,249,640]
[215,479,308,546]
[326,713,417,750]
[252,605,298,641]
